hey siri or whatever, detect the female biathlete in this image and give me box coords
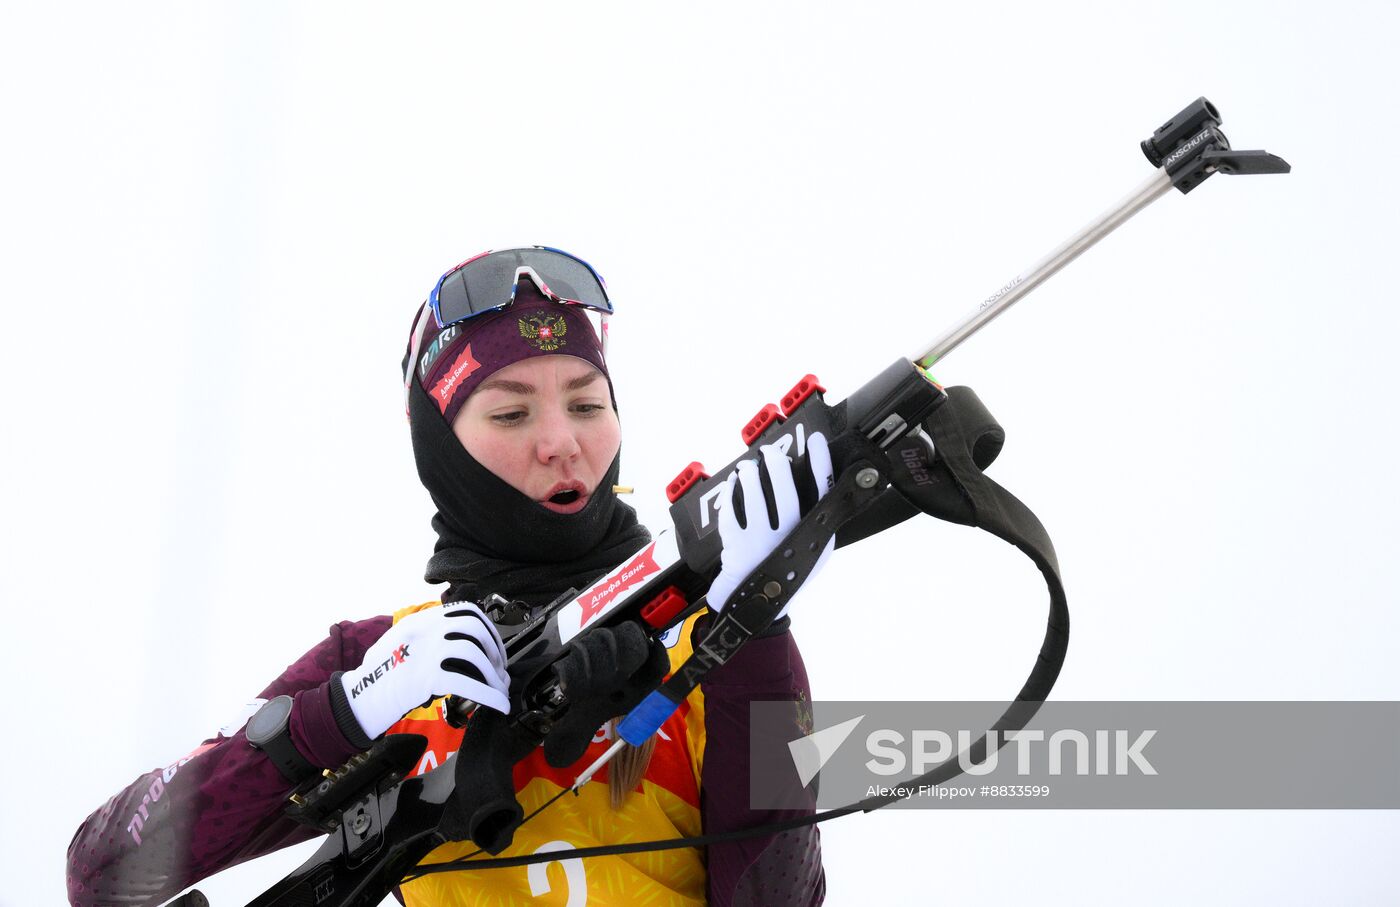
[68,247,830,907]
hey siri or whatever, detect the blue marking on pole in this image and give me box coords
[617,690,680,745]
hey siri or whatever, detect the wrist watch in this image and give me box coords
[247,694,317,784]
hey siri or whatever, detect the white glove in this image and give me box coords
[706,432,835,620]
[340,602,510,740]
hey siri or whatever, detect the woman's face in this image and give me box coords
[451,356,621,514]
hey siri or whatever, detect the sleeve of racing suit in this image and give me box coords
[699,617,825,907]
[66,616,392,907]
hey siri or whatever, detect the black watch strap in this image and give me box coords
[247,694,318,785]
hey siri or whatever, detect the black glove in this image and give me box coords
[543,622,670,768]
[441,622,668,853]
[442,708,539,853]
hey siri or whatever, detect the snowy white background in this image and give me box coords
[3,1,1398,904]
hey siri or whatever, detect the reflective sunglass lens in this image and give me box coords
[434,247,612,327]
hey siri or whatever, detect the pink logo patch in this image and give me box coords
[430,344,482,413]
[578,543,661,628]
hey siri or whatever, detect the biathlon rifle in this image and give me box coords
[162,96,1288,907]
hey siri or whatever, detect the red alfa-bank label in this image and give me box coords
[557,532,679,643]
[430,343,482,413]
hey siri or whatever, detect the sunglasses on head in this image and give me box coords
[428,246,613,330]
[404,247,613,409]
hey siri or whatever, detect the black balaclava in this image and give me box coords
[404,287,650,608]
